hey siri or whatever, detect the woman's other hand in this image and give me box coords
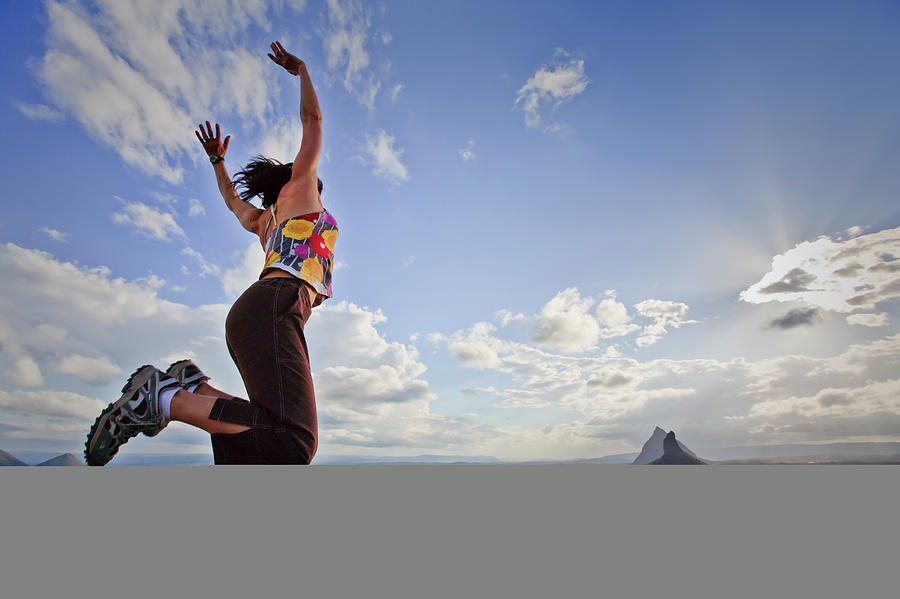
[267,41,305,76]
[195,121,230,158]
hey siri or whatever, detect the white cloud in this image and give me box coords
[256,115,299,164]
[38,1,194,183]
[846,313,889,327]
[40,227,68,242]
[515,49,589,130]
[323,0,382,109]
[0,389,105,421]
[187,198,206,217]
[34,0,300,185]
[363,129,409,183]
[845,225,864,238]
[447,323,504,369]
[389,83,403,103]
[596,296,641,339]
[55,354,123,385]
[458,139,476,162]
[533,288,601,353]
[181,246,222,278]
[4,357,45,387]
[495,309,527,327]
[221,242,264,297]
[440,318,705,420]
[634,299,696,347]
[438,296,900,449]
[741,225,900,313]
[16,101,64,122]
[112,198,185,241]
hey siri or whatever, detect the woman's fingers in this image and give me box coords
[215,123,221,140]
[205,120,214,139]
[223,135,231,152]
[195,130,205,144]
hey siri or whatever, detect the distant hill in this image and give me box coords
[1,450,85,466]
[1,449,28,466]
[633,427,700,464]
[36,453,84,466]
[649,432,707,465]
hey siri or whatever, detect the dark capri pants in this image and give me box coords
[210,277,318,464]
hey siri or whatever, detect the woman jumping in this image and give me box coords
[85,41,336,465]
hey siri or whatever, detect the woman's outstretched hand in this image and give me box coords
[267,41,305,76]
[195,121,230,158]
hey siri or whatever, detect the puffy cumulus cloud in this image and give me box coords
[0,319,45,387]
[741,225,900,313]
[447,322,504,369]
[221,242,265,298]
[439,318,717,422]
[633,299,696,348]
[515,49,589,130]
[499,288,689,352]
[745,378,900,438]
[596,295,642,339]
[112,198,185,241]
[34,0,300,184]
[846,313,889,327]
[55,354,123,385]
[533,288,601,353]
[0,389,104,421]
[305,301,490,452]
[438,303,900,449]
[0,243,230,398]
[495,309,527,327]
[4,357,45,388]
[322,0,389,109]
[362,129,409,183]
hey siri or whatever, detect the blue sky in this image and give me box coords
[1,0,899,464]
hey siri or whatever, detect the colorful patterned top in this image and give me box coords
[260,207,338,306]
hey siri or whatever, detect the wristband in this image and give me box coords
[209,155,224,164]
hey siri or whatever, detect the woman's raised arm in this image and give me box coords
[268,41,322,182]
[195,121,262,233]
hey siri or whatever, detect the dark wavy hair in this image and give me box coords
[233,155,323,209]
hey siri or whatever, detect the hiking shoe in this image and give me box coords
[165,359,210,388]
[84,365,179,466]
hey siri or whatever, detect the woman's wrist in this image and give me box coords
[209,154,224,164]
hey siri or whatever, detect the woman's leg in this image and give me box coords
[169,389,249,435]
[209,277,317,464]
[193,381,236,400]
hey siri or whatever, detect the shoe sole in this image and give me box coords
[84,364,157,466]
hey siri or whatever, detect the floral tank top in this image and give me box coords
[260,206,338,306]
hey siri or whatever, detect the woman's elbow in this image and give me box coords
[301,111,322,125]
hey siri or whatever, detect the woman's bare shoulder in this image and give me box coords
[276,177,324,216]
